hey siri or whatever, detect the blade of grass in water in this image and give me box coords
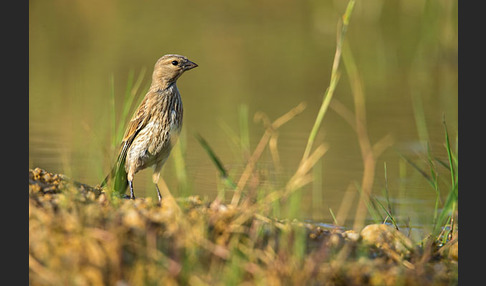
[426,142,442,226]
[329,208,338,225]
[380,162,400,229]
[195,133,237,189]
[397,152,435,188]
[354,182,382,224]
[433,119,458,235]
[373,196,399,230]
[382,162,394,218]
[301,0,355,162]
[398,148,443,229]
[443,118,457,188]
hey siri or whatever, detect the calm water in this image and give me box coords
[29,0,457,235]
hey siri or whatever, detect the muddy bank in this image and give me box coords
[29,168,457,285]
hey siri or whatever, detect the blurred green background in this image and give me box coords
[29,0,457,228]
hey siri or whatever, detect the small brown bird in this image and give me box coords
[101,54,198,201]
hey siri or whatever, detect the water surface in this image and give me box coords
[29,0,457,234]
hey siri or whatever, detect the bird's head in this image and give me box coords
[151,54,198,89]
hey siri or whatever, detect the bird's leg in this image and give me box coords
[128,180,136,200]
[152,166,163,204]
[126,170,136,200]
[155,184,162,203]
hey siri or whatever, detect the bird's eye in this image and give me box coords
[171,60,179,66]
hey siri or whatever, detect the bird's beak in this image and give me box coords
[184,60,198,71]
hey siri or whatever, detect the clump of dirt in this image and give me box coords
[29,167,102,196]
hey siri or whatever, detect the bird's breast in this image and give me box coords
[146,88,183,155]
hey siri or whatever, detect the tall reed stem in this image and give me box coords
[301,0,355,163]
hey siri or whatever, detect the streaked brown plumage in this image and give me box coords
[101,54,198,201]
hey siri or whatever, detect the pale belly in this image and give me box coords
[126,109,182,173]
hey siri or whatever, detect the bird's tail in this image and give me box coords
[100,155,128,197]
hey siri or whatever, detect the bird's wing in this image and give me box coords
[116,93,153,164]
[101,94,152,193]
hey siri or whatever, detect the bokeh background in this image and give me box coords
[29,0,457,230]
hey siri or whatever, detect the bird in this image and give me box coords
[100,54,198,201]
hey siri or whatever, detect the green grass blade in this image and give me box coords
[398,152,436,189]
[355,182,382,223]
[301,0,355,161]
[373,196,399,230]
[329,208,338,225]
[382,162,393,216]
[433,119,458,234]
[443,118,457,187]
[195,133,237,189]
